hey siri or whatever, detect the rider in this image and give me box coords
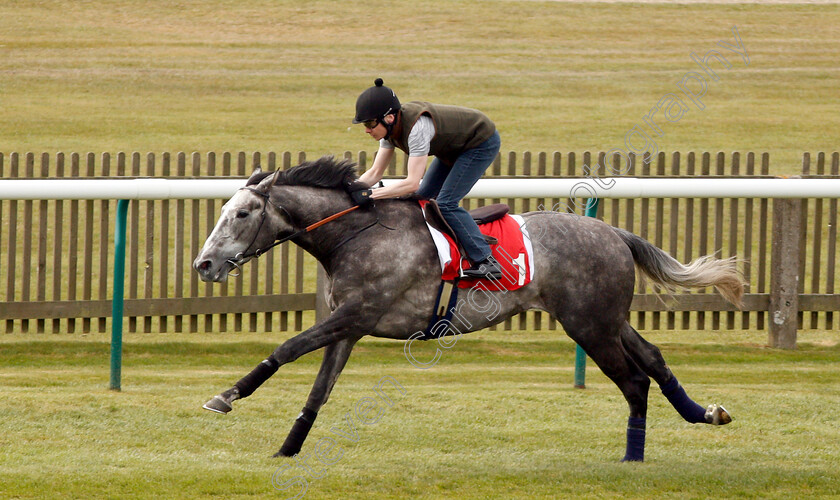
[353,78,503,280]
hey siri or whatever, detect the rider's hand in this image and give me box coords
[350,188,374,207]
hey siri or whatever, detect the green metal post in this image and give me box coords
[110,199,129,391]
[574,197,600,389]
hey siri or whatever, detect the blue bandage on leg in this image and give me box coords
[622,417,646,462]
[660,377,706,423]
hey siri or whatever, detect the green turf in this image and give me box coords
[1,330,839,499]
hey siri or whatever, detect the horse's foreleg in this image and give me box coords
[202,357,279,414]
[203,302,374,414]
[275,338,358,457]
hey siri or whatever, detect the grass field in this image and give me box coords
[1,330,839,499]
[2,1,839,173]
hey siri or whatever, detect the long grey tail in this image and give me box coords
[612,227,744,308]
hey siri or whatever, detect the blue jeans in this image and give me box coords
[417,131,501,263]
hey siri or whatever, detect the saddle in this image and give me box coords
[421,200,508,250]
[419,200,531,340]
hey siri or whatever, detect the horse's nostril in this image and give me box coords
[198,260,212,271]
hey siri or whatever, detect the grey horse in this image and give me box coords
[193,156,742,461]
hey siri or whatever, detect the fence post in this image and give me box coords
[110,199,130,390]
[769,198,802,349]
[315,264,330,323]
[574,197,600,388]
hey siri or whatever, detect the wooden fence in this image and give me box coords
[0,151,837,336]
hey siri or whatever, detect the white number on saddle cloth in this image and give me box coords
[512,253,527,286]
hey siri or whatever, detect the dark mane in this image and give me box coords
[246,156,358,189]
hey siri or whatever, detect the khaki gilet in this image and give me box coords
[390,101,496,166]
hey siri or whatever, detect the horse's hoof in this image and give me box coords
[203,395,233,414]
[704,404,732,425]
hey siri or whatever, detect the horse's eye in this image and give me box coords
[236,210,249,219]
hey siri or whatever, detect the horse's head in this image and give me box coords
[193,168,295,282]
[194,156,360,282]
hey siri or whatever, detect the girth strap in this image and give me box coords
[421,279,460,340]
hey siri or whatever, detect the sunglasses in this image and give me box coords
[362,118,380,129]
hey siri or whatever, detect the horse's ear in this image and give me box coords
[268,169,282,188]
[246,167,263,186]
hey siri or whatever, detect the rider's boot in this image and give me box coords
[462,255,503,280]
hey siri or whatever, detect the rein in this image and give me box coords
[225,186,364,277]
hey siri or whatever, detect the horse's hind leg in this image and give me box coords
[566,322,651,462]
[619,322,731,426]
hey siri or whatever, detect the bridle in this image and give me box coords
[223,177,380,277]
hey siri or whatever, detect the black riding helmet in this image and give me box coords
[353,78,401,124]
